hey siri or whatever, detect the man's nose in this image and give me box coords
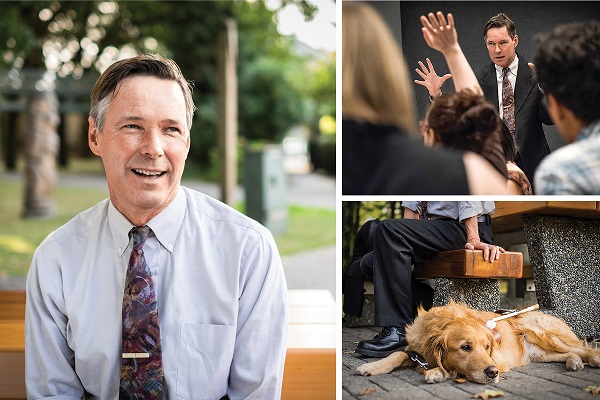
[140,129,164,158]
[495,45,502,53]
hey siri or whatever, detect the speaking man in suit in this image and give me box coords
[415,13,552,186]
[477,13,553,186]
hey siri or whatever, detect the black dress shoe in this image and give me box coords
[355,326,408,357]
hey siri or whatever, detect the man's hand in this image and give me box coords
[465,240,505,262]
[420,12,459,55]
[414,58,452,98]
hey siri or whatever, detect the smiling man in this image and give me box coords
[25,54,288,399]
[476,13,553,188]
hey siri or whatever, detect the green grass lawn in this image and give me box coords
[0,178,335,278]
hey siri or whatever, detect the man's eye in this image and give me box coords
[124,124,141,130]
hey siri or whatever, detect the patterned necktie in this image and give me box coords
[502,67,516,136]
[120,226,164,399]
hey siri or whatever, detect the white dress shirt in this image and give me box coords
[25,187,288,399]
[496,55,519,120]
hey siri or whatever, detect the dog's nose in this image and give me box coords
[484,366,499,379]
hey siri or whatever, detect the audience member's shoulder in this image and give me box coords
[182,186,271,235]
[535,140,600,194]
[539,139,595,170]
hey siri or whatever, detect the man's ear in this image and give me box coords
[546,94,565,123]
[546,94,584,143]
[513,34,518,48]
[88,117,101,156]
[184,133,191,160]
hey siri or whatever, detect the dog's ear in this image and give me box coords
[486,326,498,357]
[430,329,451,376]
[418,320,451,376]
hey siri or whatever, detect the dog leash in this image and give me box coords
[486,304,539,329]
[406,351,429,370]
[485,304,539,344]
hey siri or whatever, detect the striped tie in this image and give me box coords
[120,226,164,399]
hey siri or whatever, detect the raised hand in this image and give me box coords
[414,58,452,97]
[419,10,482,95]
[420,12,458,55]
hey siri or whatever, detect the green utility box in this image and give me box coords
[244,145,288,235]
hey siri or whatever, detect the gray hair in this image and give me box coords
[89,54,196,133]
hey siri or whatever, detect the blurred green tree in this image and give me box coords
[0,0,334,168]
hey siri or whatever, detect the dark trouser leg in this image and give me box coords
[373,218,492,327]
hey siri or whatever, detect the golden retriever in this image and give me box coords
[356,302,600,384]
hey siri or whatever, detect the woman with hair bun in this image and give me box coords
[423,90,508,178]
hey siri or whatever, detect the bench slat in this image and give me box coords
[0,291,26,321]
[0,321,24,352]
[282,348,335,400]
[414,249,523,279]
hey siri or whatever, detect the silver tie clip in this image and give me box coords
[122,352,150,359]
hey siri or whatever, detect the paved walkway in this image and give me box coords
[343,326,600,400]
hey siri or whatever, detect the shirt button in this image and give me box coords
[118,247,122,253]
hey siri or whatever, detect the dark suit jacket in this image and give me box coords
[477,55,553,182]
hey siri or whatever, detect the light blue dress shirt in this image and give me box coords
[535,119,600,194]
[402,201,495,222]
[25,187,288,399]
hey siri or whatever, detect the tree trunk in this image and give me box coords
[23,90,60,218]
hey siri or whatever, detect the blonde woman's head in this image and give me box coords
[342,2,416,132]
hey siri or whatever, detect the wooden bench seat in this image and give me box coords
[0,289,335,399]
[0,291,26,320]
[413,249,524,312]
[284,289,335,400]
[414,249,523,279]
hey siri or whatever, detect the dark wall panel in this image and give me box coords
[369,1,600,150]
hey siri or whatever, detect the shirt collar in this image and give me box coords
[495,54,519,79]
[576,119,600,142]
[108,187,187,256]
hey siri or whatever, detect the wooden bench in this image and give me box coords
[0,291,26,320]
[413,249,523,311]
[0,291,26,399]
[414,249,523,279]
[0,289,335,399]
[284,289,335,400]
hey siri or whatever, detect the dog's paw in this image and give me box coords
[586,351,600,367]
[356,364,374,376]
[566,356,584,371]
[357,361,392,376]
[424,367,448,383]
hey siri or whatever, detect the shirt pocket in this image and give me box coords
[176,323,236,399]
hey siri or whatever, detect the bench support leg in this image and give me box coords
[432,278,500,311]
[524,215,600,339]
